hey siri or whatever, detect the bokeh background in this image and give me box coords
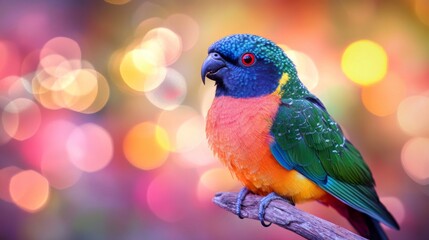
[0,0,428,239]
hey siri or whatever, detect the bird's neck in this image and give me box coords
[278,74,310,99]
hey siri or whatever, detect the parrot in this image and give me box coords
[201,34,399,240]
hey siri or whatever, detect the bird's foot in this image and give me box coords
[258,192,293,227]
[236,187,250,219]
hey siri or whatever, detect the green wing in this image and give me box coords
[270,96,399,229]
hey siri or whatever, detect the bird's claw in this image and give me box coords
[258,192,289,227]
[236,187,249,219]
[236,189,293,228]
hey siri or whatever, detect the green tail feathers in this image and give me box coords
[323,177,399,231]
[321,190,398,239]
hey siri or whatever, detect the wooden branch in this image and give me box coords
[212,192,366,240]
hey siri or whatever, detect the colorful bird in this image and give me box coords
[201,34,399,240]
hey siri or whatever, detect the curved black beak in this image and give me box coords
[201,52,227,84]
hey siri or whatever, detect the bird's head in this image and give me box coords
[201,34,298,98]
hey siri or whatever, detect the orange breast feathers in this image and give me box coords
[206,94,326,203]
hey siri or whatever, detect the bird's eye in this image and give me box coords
[241,53,256,66]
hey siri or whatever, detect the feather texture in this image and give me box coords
[270,79,399,229]
[206,94,326,202]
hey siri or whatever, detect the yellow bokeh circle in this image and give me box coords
[341,40,388,86]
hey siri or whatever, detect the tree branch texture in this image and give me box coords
[212,192,366,240]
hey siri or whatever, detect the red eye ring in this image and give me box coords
[241,53,256,66]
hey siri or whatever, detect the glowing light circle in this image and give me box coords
[145,68,187,110]
[9,170,50,212]
[123,122,170,170]
[67,123,113,172]
[341,40,388,86]
[401,137,429,185]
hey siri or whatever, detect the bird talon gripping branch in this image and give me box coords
[258,192,284,227]
[236,187,249,219]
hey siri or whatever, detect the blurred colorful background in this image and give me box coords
[0,0,428,239]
